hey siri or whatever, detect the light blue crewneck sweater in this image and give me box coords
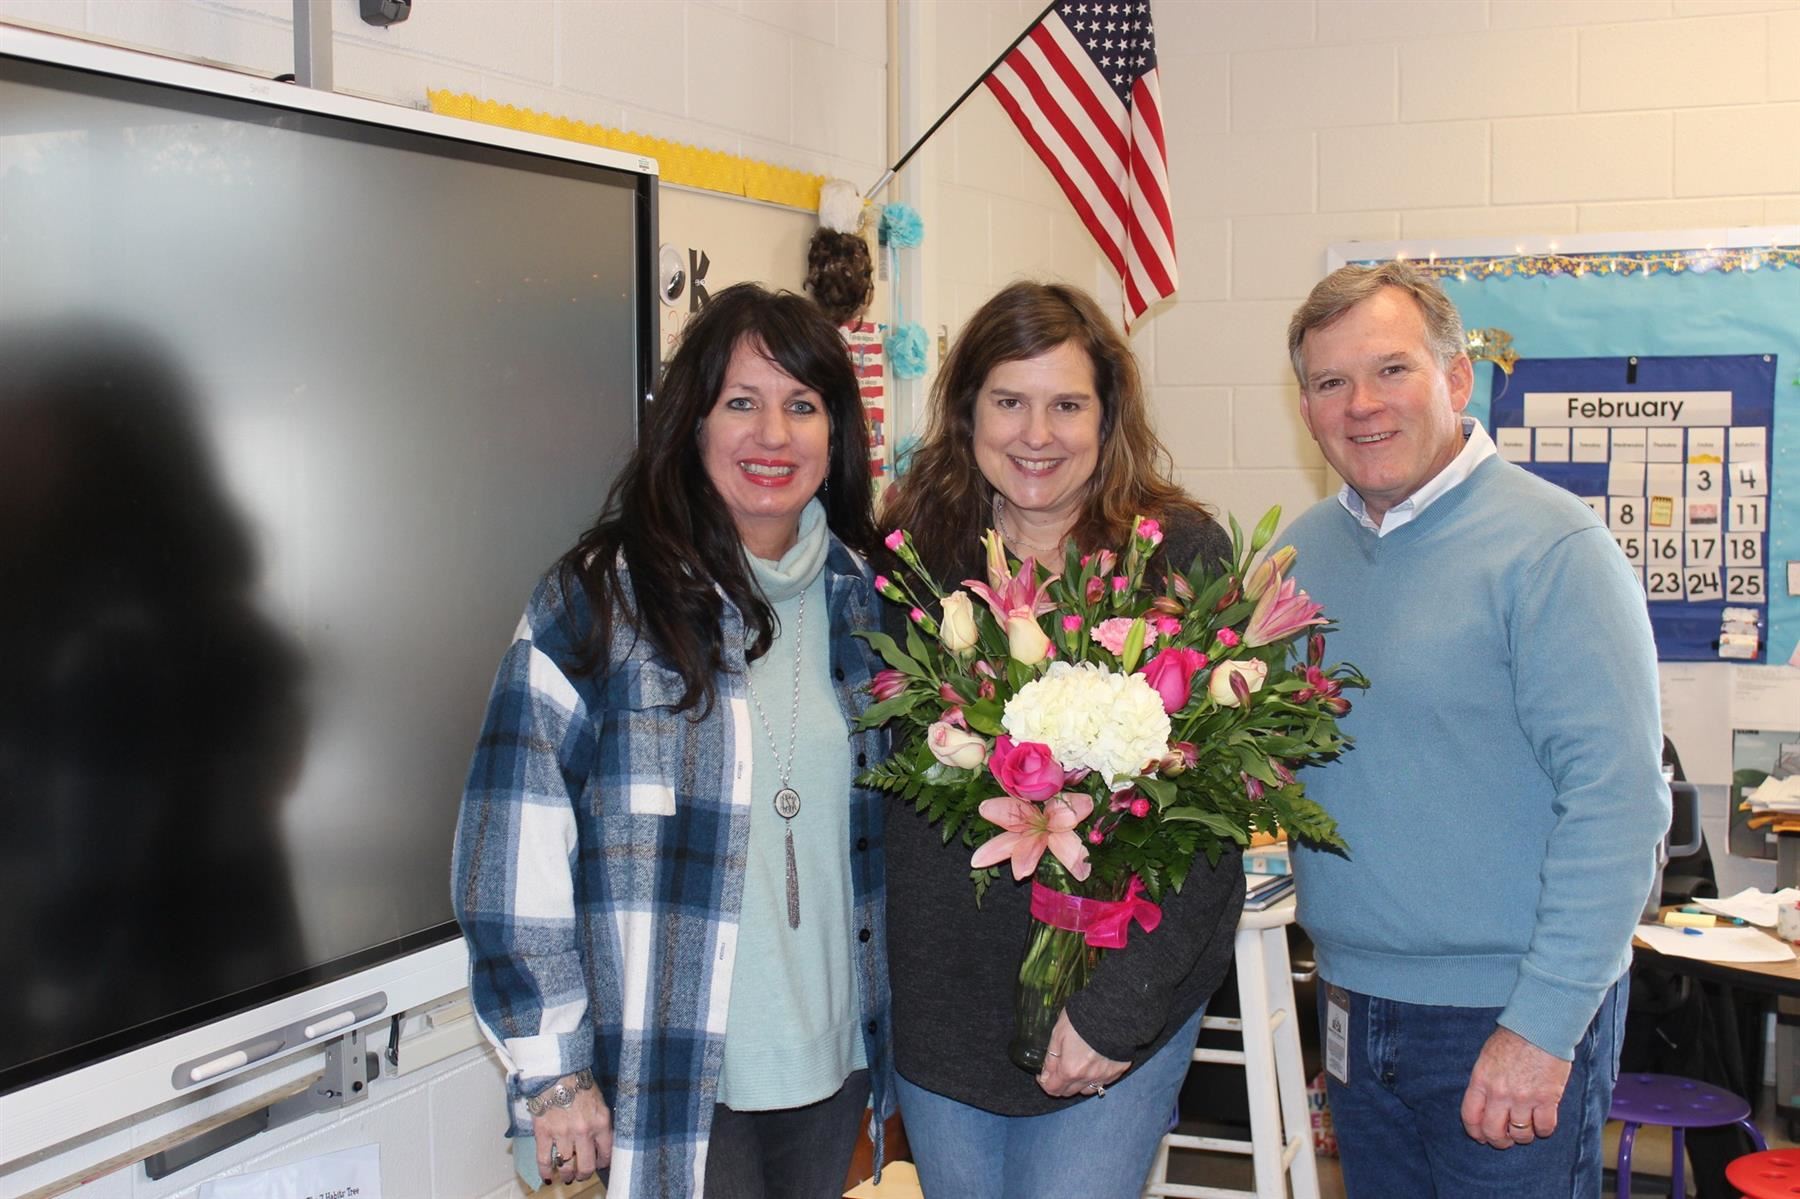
[1286,456,1669,1059]
[719,500,866,1110]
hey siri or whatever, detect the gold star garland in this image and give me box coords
[1354,245,1800,282]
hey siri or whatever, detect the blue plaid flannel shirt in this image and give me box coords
[451,536,893,1197]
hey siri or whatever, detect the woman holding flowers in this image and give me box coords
[877,282,1247,1197]
[452,285,893,1198]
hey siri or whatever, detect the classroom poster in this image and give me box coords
[1488,353,1776,659]
[1437,250,1799,665]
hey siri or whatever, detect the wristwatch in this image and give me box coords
[525,1068,595,1117]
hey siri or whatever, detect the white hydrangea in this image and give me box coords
[1003,661,1171,788]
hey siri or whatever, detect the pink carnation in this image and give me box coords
[885,530,905,551]
[1093,617,1136,655]
[1216,627,1240,648]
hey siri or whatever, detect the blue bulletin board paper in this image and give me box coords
[1446,266,1797,663]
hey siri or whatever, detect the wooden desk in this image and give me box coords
[1632,909,1800,998]
[1634,908,1800,1139]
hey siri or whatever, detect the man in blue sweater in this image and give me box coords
[1283,262,1668,1196]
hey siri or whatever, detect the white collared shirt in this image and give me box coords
[1335,417,1497,536]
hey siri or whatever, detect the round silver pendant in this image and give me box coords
[772,787,801,820]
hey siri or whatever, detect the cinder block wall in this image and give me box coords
[915,0,1799,533]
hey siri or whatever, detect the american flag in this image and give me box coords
[985,0,1176,327]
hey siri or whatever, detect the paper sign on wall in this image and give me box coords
[198,1143,381,1199]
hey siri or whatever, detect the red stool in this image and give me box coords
[1728,1148,1800,1198]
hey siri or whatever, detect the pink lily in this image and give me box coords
[1243,576,1327,647]
[965,529,1059,622]
[970,792,1094,881]
[1243,545,1298,602]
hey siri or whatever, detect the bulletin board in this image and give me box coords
[1333,229,1800,667]
[1489,353,1774,658]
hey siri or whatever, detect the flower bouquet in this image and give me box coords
[856,508,1366,1071]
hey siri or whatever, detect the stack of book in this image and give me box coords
[1243,844,1295,910]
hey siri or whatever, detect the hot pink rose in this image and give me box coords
[987,735,1065,801]
[1139,646,1208,714]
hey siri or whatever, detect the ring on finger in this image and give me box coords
[1085,1082,1107,1097]
[1507,1120,1531,1131]
[549,1144,564,1168]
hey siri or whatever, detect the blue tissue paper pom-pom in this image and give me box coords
[886,322,929,379]
[879,203,925,249]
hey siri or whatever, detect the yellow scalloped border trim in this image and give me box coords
[426,90,824,212]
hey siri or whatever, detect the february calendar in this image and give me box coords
[1488,354,1777,661]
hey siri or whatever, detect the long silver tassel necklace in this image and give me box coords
[743,588,805,930]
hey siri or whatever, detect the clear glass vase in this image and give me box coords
[1006,917,1100,1073]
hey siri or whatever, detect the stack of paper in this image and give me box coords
[1740,774,1800,835]
[1746,774,1800,813]
[1696,887,1800,927]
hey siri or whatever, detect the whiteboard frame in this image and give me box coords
[0,21,653,1167]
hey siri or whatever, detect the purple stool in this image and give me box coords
[1610,1073,1766,1199]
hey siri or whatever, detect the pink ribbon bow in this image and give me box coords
[1029,876,1164,950]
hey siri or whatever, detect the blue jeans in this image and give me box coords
[1319,977,1628,1198]
[895,1005,1204,1199]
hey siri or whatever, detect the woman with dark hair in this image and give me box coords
[879,282,1245,1196]
[453,284,893,1199]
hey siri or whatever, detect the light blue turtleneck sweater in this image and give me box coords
[718,499,866,1110]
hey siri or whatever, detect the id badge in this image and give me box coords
[1325,985,1350,1085]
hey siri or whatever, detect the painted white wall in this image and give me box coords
[0,0,889,185]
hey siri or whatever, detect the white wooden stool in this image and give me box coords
[1141,894,1320,1199]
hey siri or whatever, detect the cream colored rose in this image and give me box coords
[1005,613,1052,665]
[1207,659,1269,708]
[927,720,988,769]
[939,591,980,655]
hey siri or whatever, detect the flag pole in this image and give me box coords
[863,0,1058,199]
